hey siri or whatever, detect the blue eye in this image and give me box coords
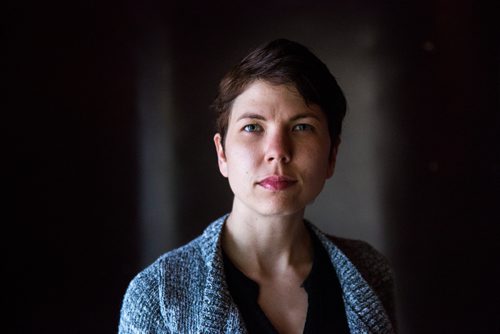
[243,124,262,132]
[293,124,313,131]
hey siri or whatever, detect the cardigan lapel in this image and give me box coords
[309,223,395,334]
[198,215,247,334]
[196,215,393,333]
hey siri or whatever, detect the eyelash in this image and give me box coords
[293,124,314,132]
[243,124,263,132]
[242,123,314,133]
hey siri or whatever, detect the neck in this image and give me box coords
[221,201,313,279]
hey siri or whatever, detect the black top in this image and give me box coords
[222,230,350,334]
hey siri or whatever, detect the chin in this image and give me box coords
[233,191,313,218]
[254,201,306,218]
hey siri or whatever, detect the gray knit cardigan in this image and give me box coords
[119,215,396,333]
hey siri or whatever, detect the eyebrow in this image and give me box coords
[290,113,322,122]
[236,112,321,122]
[236,112,267,122]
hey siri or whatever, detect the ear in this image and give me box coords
[214,133,228,178]
[326,137,341,179]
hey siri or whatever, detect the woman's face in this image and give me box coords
[214,80,338,218]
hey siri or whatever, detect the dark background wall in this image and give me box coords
[7,0,499,333]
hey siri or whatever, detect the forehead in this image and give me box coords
[229,80,325,121]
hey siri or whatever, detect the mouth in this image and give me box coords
[257,175,297,191]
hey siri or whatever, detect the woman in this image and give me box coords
[119,39,395,333]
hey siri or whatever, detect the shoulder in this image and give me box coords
[119,258,165,332]
[119,215,228,332]
[158,235,207,276]
[327,235,392,284]
[327,235,396,326]
[139,235,209,296]
[119,237,207,333]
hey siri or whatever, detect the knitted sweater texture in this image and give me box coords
[119,215,396,333]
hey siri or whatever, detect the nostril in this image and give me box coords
[281,155,290,163]
[266,154,290,163]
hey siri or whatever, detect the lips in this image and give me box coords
[257,175,297,191]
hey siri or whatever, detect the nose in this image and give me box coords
[265,129,292,164]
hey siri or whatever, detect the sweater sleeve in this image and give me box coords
[118,263,169,334]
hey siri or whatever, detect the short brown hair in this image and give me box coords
[212,39,347,144]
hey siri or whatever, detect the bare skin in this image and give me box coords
[222,209,313,334]
[214,81,338,333]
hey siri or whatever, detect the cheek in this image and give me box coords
[225,144,260,175]
[302,144,331,178]
[304,140,330,162]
